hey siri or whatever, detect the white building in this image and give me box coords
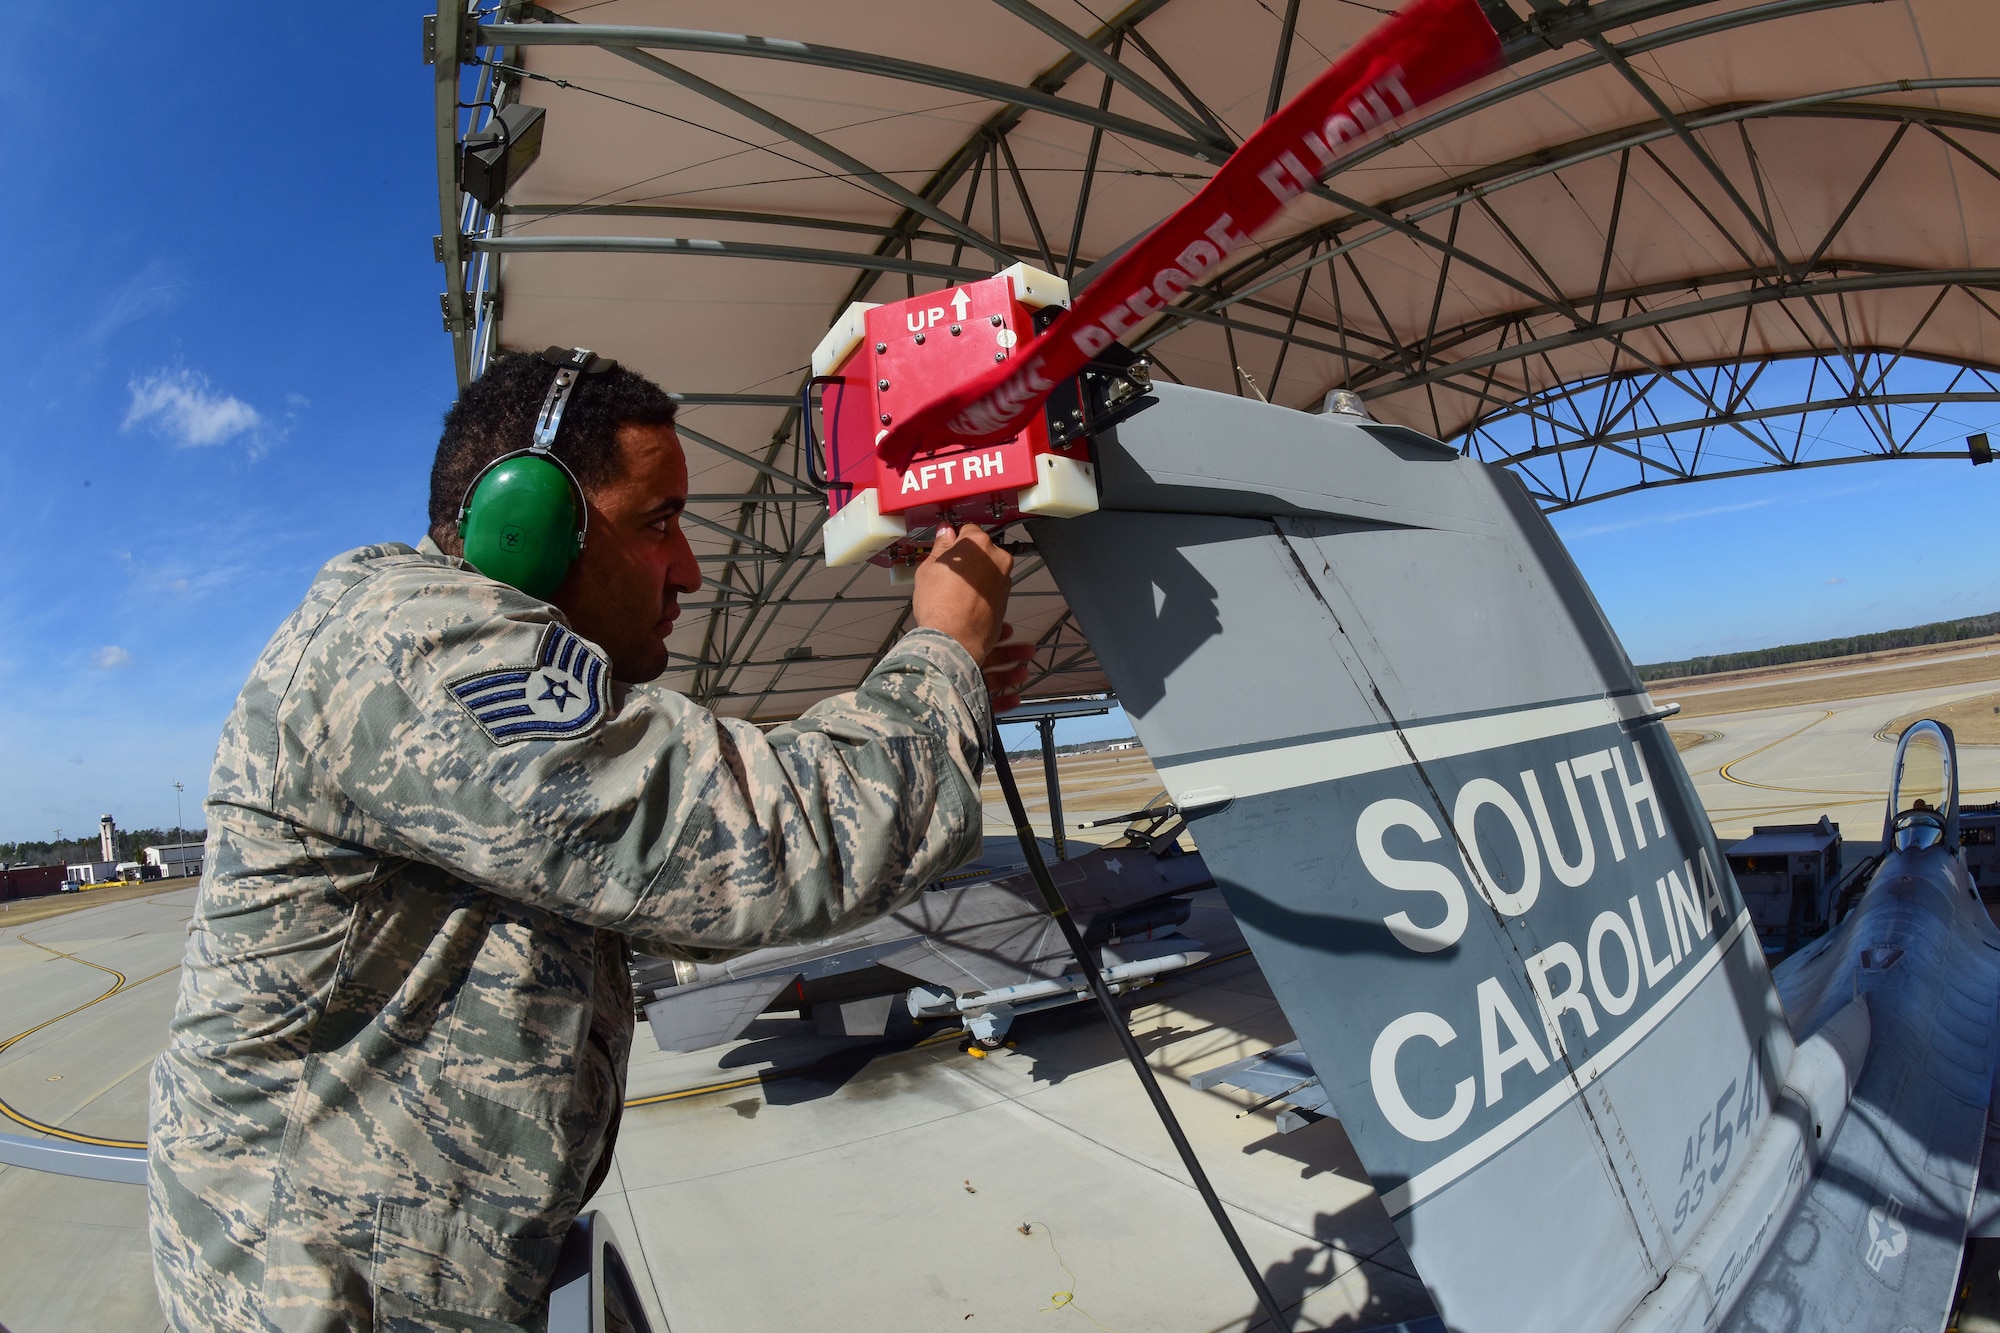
[144,843,203,879]
[65,860,118,885]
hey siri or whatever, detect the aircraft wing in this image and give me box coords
[638,841,1215,1046]
[1189,1041,1335,1133]
[874,919,1066,993]
[877,843,1216,992]
[874,866,1070,991]
[642,973,801,1053]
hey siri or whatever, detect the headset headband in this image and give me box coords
[532,346,610,450]
[455,347,621,536]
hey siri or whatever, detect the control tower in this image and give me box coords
[99,815,117,863]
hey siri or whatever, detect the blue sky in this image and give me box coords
[2,8,1996,841]
[0,7,450,843]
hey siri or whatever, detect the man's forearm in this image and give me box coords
[617,628,989,953]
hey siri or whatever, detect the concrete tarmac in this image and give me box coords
[0,886,192,1333]
[1675,670,2000,840]
[6,670,1998,1330]
[606,893,1428,1332]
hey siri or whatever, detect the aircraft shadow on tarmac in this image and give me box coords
[710,1018,938,1107]
[1247,1210,1437,1333]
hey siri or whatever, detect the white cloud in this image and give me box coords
[92,645,133,670]
[1559,477,1892,541]
[86,264,188,350]
[123,368,262,447]
[1825,576,1847,585]
[1561,494,1782,539]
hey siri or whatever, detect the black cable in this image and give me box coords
[457,100,515,172]
[799,376,853,493]
[986,729,1293,1333]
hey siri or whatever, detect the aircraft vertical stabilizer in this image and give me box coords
[1032,385,1800,1332]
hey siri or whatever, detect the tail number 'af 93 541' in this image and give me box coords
[1361,740,1737,1144]
[1673,1051,1762,1233]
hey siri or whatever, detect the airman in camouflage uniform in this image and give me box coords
[149,349,1026,1331]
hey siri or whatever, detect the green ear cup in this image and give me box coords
[458,454,581,599]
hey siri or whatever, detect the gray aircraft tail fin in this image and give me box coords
[1034,386,1804,1332]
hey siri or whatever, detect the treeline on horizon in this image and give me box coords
[2,826,206,869]
[1638,611,2000,682]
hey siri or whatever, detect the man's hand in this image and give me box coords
[914,525,1033,711]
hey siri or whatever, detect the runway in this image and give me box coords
[6,669,1998,1330]
[1668,671,2000,841]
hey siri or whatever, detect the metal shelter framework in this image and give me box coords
[427,0,2000,717]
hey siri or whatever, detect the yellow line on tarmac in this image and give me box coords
[623,1075,766,1108]
[0,1097,150,1149]
[1713,710,1887,799]
[0,937,178,1150]
[16,933,128,990]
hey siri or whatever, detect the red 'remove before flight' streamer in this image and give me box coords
[873,0,1503,470]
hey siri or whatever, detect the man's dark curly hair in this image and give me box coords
[427,348,678,551]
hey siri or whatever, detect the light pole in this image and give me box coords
[173,781,185,880]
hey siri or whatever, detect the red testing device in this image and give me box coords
[807,264,1128,573]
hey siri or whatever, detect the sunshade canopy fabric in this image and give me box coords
[440,0,2000,719]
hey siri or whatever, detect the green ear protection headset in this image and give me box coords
[456,347,616,599]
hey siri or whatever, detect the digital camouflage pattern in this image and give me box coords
[149,540,989,1332]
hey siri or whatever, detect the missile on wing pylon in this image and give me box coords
[636,805,1214,1055]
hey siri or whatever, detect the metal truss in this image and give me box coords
[1466,353,2000,509]
[430,0,2000,709]
[1143,92,2000,410]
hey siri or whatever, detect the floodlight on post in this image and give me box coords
[460,102,546,210]
[1971,433,1993,466]
[174,781,186,876]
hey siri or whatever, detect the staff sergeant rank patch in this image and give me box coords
[449,623,610,744]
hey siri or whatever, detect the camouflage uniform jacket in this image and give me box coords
[148,540,989,1332]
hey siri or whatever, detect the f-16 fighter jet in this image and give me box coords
[635,800,1212,1053]
[1029,382,2000,1333]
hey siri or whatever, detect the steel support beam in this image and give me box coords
[1464,348,2000,509]
[1373,268,2000,399]
[477,21,1221,160]
[468,234,990,282]
[1142,88,2000,351]
[674,423,819,493]
[502,202,917,240]
[984,0,1230,152]
[512,4,1016,267]
[1531,450,1969,511]
[671,394,797,408]
[431,1,472,384]
[1492,389,2000,454]
[686,492,825,504]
